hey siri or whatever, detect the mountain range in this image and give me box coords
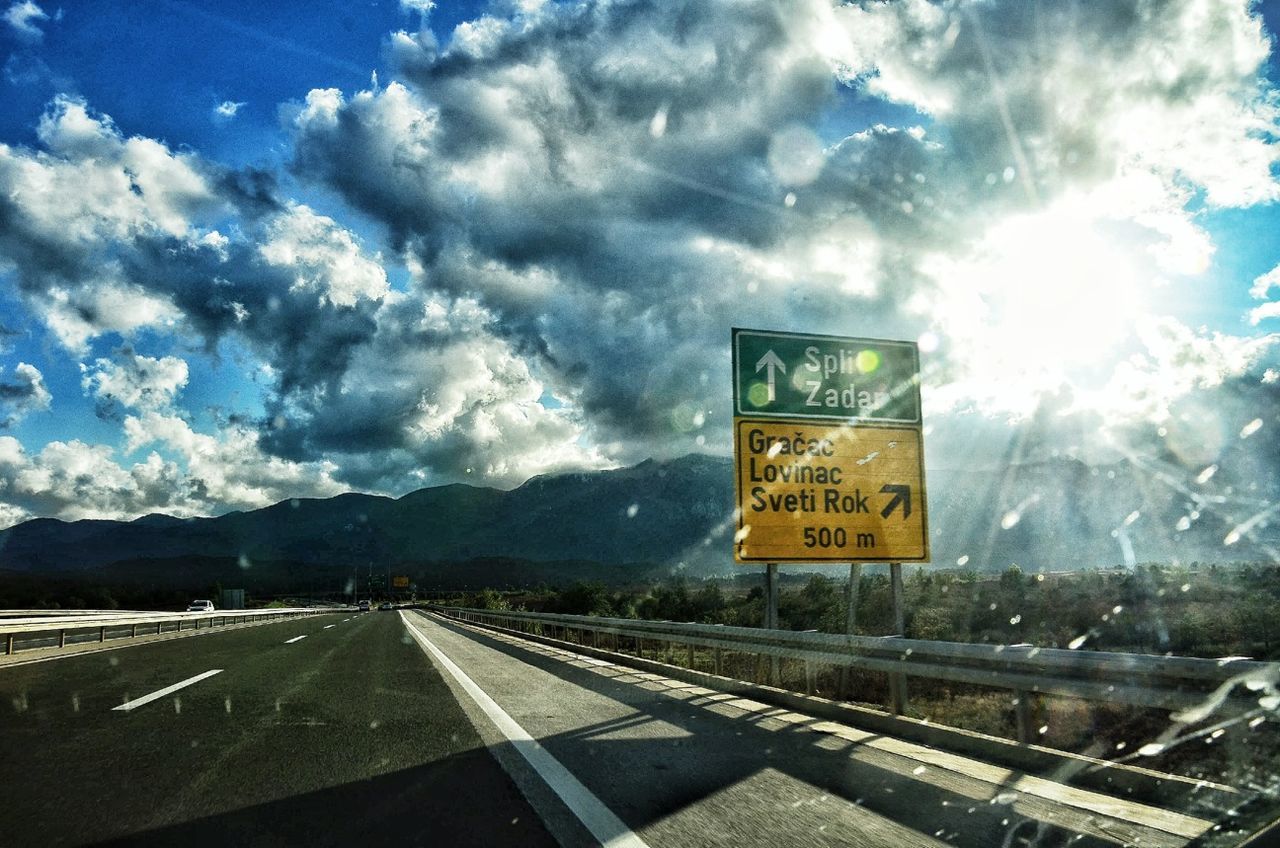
[0,452,1271,588]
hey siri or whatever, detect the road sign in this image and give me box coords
[733,328,920,423]
[393,575,410,589]
[733,419,929,562]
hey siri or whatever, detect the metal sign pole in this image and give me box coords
[889,562,907,714]
[765,563,779,685]
[840,562,863,699]
[764,563,779,629]
[846,563,862,634]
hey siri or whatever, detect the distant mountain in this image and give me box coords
[0,455,730,575]
[0,452,1269,582]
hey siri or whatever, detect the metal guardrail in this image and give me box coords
[431,606,1280,743]
[1,608,335,657]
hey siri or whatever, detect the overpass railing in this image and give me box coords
[429,606,1279,744]
[1,607,336,658]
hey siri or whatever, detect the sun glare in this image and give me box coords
[925,198,1154,415]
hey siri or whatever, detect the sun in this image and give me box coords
[923,195,1156,416]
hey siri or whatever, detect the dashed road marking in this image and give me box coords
[112,669,223,712]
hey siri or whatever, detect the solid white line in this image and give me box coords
[399,612,649,848]
[112,669,223,712]
[323,625,336,629]
[284,635,307,644]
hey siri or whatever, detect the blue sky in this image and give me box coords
[1,0,1279,534]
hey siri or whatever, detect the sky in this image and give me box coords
[0,0,1278,537]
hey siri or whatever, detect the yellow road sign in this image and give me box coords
[733,419,929,562]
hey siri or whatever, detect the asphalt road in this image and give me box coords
[0,606,1217,848]
[0,610,555,847]
[399,610,1214,848]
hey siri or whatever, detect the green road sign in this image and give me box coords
[732,328,921,423]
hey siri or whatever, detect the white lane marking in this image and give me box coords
[112,669,223,712]
[284,635,307,644]
[323,625,336,629]
[399,612,649,848]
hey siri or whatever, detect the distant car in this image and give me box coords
[186,600,215,612]
[378,602,393,611]
[358,600,370,612]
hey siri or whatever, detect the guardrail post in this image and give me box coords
[59,629,66,648]
[6,633,13,655]
[99,626,106,643]
[157,622,162,635]
[131,624,137,638]
[1015,691,1035,743]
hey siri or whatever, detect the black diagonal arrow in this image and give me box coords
[879,484,912,520]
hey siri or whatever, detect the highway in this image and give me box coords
[0,611,554,846]
[0,607,1220,847]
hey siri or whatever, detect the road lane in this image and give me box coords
[111,668,224,711]
[0,610,555,847]
[402,611,650,848]
[402,610,1212,848]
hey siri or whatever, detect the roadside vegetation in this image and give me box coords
[456,561,1280,661]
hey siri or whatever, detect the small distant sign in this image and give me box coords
[392,575,410,589]
[733,328,920,423]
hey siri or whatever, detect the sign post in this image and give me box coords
[889,561,907,714]
[732,328,929,564]
[732,328,929,708]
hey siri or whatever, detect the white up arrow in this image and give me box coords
[755,349,786,403]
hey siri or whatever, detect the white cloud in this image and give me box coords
[831,0,1280,207]
[0,436,179,526]
[81,350,189,413]
[39,282,182,355]
[3,1,49,42]
[0,418,351,529]
[1250,302,1280,325]
[1093,317,1279,425]
[1250,264,1280,325]
[258,203,389,308]
[259,291,611,489]
[123,412,347,510]
[1250,264,1280,300]
[0,362,51,426]
[0,97,218,355]
[212,100,246,121]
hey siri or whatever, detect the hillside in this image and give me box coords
[0,452,1269,580]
